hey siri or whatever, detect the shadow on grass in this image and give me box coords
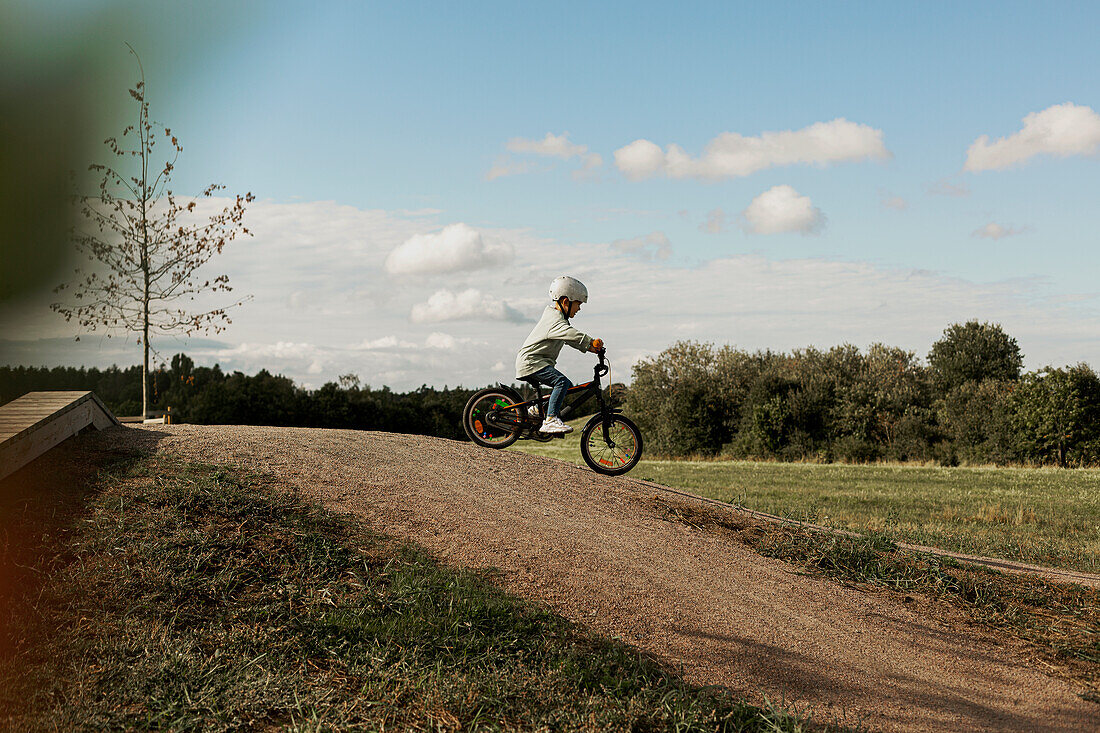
[0,426,168,659]
[0,431,843,732]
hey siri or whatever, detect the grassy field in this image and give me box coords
[510,416,1100,573]
[0,444,822,732]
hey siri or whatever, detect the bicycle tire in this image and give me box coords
[580,414,643,475]
[463,388,522,449]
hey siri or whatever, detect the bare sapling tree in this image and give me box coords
[53,48,254,419]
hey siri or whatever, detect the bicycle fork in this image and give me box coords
[596,393,616,447]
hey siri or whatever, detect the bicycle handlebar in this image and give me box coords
[594,348,609,378]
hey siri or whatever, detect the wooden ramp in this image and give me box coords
[0,391,120,481]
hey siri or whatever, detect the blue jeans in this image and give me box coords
[531,365,572,419]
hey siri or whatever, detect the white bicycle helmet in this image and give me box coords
[549,275,588,304]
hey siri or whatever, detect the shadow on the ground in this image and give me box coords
[0,426,168,659]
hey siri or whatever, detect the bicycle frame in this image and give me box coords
[491,350,619,444]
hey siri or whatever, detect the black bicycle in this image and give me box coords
[462,349,643,475]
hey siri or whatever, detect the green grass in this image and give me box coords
[0,446,832,732]
[506,414,593,462]
[648,498,1100,689]
[510,420,1100,572]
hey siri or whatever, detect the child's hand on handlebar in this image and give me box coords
[589,338,604,353]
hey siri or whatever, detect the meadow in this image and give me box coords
[510,417,1100,573]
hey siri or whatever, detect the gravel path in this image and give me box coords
[130,424,1098,732]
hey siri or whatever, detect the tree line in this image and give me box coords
[5,320,1099,467]
[0,354,478,442]
[626,321,1100,467]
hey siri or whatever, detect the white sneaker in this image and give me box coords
[528,405,541,418]
[539,416,574,434]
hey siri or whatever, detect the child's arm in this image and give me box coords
[546,318,593,353]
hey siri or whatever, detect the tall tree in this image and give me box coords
[52,48,253,418]
[1012,365,1100,467]
[927,320,1023,393]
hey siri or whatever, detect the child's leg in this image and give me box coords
[533,366,572,418]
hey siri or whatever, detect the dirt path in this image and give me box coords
[132,425,1098,732]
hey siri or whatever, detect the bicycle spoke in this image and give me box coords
[469,394,521,444]
[585,418,639,470]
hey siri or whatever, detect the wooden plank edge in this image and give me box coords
[0,392,119,449]
[0,401,101,481]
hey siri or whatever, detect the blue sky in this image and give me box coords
[4,1,1100,388]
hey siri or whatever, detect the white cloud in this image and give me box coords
[425,332,456,349]
[741,185,825,235]
[571,151,604,181]
[219,341,318,360]
[493,132,602,179]
[506,132,588,159]
[611,231,672,261]
[353,332,474,350]
[613,119,889,181]
[964,102,1100,172]
[354,335,418,350]
[613,139,666,180]
[972,222,1027,240]
[215,341,330,380]
[385,223,513,276]
[424,331,478,350]
[410,288,526,324]
[881,195,907,211]
[699,207,727,234]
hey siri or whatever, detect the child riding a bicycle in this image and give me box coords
[515,275,604,434]
[463,277,640,472]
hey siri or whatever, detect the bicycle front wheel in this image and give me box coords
[580,414,643,475]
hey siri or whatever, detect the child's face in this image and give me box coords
[563,299,581,318]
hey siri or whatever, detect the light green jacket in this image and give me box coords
[515,305,593,379]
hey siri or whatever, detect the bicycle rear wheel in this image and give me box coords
[580,414,643,475]
[463,388,523,448]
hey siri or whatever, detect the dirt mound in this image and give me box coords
[131,424,1098,732]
